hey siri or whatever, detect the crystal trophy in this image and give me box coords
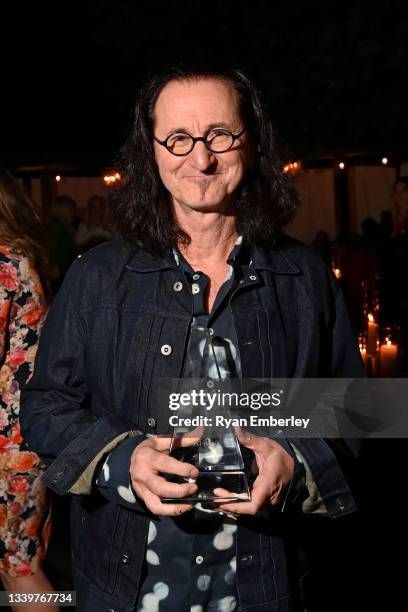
[161,325,253,503]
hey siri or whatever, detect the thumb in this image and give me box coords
[234,426,259,449]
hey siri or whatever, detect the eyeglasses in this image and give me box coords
[154,128,246,156]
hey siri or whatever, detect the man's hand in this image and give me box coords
[214,428,295,515]
[129,435,199,517]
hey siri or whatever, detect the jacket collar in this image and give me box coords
[126,250,176,273]
[250,242,301,274]
[126,236,301,275]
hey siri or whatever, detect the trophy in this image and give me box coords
[161,325,254,503]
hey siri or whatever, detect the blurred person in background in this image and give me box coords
[75,195,112,254]
[0,168,59,611]
[47,195,76,292]
[386,178,408,371]
[311,229,332,267]
[391,177,408,238]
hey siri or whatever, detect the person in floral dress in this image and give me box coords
[0,168,59,611]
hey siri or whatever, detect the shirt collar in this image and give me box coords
[172,235,245,274]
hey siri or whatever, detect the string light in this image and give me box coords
[55,175,61,182]
[338,162,345,170]
[381,157,388,165]
[283,161,302,174]
[103,172,121,185]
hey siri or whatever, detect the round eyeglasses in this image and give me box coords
[154,128,246,156]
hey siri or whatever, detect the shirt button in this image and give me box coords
[173,281,183,292]
[249,275,257,281]
[192,273,200,280]
[147,417,156,428]
[161,344,172,356]
[195,555,204,565]
[192,283,200,294]
[121,553,131,564]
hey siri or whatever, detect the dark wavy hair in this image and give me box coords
[109,65,299,255]
[0,167,51,299]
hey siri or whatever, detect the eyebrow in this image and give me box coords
[163,122,238,137]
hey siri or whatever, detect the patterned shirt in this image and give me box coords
[97,237,255,611]
[0,245,48,452]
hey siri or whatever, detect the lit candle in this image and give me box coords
[380,339,398,376]
[333,268,342,280]
[359,344,367,367]
[367,314,378,355]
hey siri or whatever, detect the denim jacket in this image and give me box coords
[20,236,364,612]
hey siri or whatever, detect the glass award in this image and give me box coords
[161,325,253,503]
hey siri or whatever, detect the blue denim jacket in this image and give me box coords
[20,236,364,612]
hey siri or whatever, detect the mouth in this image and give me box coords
[182,174,223,179]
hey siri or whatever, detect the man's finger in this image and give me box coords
[234,426,264,450]
[147,474,198,499]
[214,479,272,514]
[143,489,194,517]
[150,452,199,478]
[176,426,205,446]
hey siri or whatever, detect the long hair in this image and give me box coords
[0,167,51,298]
[109,65,299,255]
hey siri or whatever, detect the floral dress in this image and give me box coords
[0,245,52,577]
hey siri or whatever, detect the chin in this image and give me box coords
[185,198,230,212]
[183,189,233,209]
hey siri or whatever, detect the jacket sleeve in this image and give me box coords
[95,434,147,510]
[19,258,144,496]
[286,272,366,518]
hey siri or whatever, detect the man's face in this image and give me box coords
[153,78,254,212]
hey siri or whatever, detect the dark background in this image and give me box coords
[1,1,406,610]
[1,0,408,168]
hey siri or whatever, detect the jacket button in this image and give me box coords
[51,470,66,483]
[240,554,254,562]
[147,417,156,428]
[249,275,257,281]
[336,497,346,511]
[161,344,172,356]
[173,281,183,292]
[121,553,131,564]
[106,609,116,612]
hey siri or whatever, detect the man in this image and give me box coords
[20,66,364,612]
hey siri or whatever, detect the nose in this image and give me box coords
[188,140,216,172]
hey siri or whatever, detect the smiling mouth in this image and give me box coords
[183,174,222,179]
